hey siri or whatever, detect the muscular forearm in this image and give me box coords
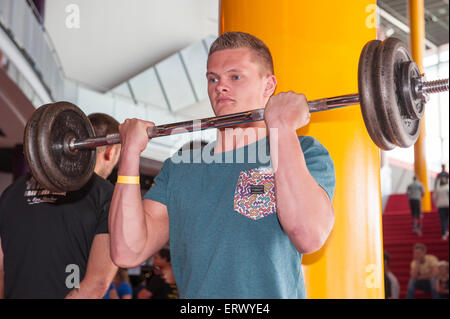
[66,234,118,299]
[65,280,109,299]
[270,129,334,254]
[109,147,148,267]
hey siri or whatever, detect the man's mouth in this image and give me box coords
[216,97,234,104]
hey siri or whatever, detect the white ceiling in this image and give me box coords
[43,0,219,92]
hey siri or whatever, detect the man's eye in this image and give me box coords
[232,75,241,80]
[208,78,218,83]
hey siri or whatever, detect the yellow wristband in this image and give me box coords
[117,175,140,184]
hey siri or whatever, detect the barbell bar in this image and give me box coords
[70,92,361,151]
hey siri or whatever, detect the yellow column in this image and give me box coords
[409,0,431,211]
[221,0,384,298]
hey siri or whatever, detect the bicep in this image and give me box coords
[141,199,170,259]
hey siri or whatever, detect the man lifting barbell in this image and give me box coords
[108,33,447,299]
[109,31,336,299]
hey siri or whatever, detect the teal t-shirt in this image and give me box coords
[144,135,335,298]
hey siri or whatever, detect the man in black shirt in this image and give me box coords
[0,113,120,298]
[147,248,178,299]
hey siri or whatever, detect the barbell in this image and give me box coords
[23,37,449,193]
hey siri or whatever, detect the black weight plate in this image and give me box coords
[358,39,396,150]
[399,61,424,120]
[376,37,421,148]
[36,101,96,192]
[23,104,63,191]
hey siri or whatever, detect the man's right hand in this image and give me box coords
[119,118,156,154]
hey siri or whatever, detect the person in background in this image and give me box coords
[103,283,118,299]
[384,252,400,299]
[432,176,449,240]
[407,176,425,236]
[406,243,439,299]
[435,261,449,299]
[147,248,178,299]
[132,274,151,299]
[434,164,449,190]
[113,268,132,299]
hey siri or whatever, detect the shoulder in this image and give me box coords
[0,176,24,224]
[298,136,332,156]
[426,255,439,264]
[298,135,334,167]
[298,135,336,200]
[0,174,28,203]
[298,135,324,148]
[91,174,114,192]
[77,173,114,202]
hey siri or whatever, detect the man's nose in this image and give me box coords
[215,79,230,93]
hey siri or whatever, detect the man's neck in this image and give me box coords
[94,163,108,179]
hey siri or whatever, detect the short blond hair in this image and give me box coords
[209,31,274,76]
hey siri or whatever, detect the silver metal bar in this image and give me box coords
[308,93,360,112]
[70,93,362,151]
[422,79,449,94]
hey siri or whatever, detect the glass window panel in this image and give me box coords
[156,54,196,112]
[77,87,114,116]
[144,105,177,126]
[113,96,137,124]
[0,0,13,28]
[110,82,132,100]
[10,0,26,47]
[439,50,449,63]
[129,68,168,109]
[425,94,440,138]
[426,136,443,172]
[180,41,208,101]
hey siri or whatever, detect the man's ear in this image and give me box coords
[264,75,277,97]
[104,145,116,161]
[108,144,121,166]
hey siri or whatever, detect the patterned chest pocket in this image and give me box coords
[234,167,276,220]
